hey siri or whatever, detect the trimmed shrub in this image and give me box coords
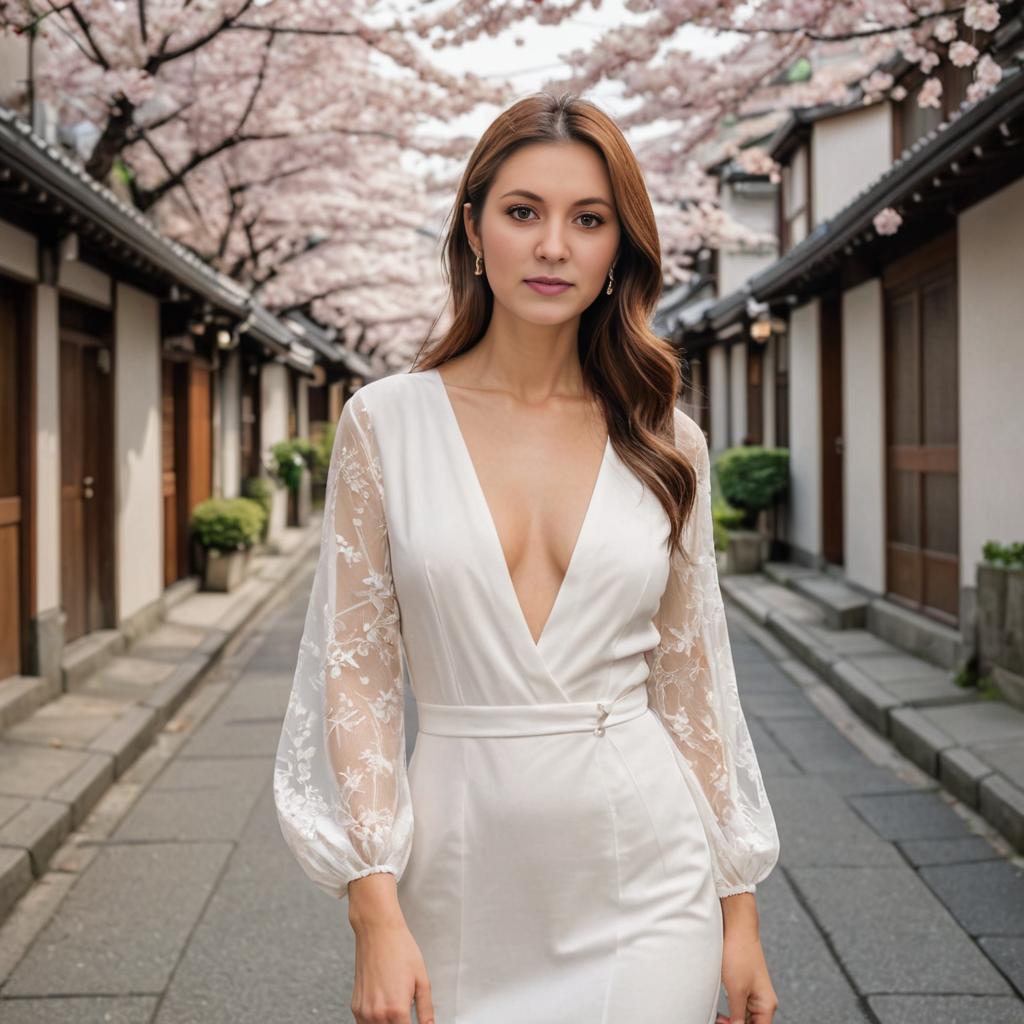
[715,446,789,528]
[191,497,265,554]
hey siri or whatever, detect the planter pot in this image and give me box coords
[977,563,1024,677]
[1005,567,1024,676]
[727,529,766,574]
[977,563,1007,669]
[994,665,1024,712]
[203,547,250,592]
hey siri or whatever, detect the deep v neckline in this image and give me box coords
[428,367,611,653]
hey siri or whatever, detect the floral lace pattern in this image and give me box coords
[274,391,778,905]
[273,390,413,901]
[645,409,781,898]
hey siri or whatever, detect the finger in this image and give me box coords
[414,974,435,1024]
[727,987,749,1024]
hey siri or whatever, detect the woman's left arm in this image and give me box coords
[644,407,781,1023]
[717,892,778,1024]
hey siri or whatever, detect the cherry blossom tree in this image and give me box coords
[0,0,1012,370]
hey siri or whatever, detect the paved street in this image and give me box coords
[1,551,1022,1024]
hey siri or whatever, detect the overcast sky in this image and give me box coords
[374,1,734,161]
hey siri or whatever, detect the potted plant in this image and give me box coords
[713,445,789,573]
[270,438,316,527]
[242,475,274,543]
[976,540,1024,709]
[191,497,266,592]
[309,420,336,509]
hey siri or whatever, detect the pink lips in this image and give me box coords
[525,277,572,296]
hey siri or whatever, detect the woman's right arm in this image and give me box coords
[273,389,432,1024]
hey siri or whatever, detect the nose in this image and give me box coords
[535,220,570,263]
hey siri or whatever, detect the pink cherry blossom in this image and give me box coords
[917,77,943,109]
[964,1,1001,33]
[949,41,980,67]
[873,207,903,236]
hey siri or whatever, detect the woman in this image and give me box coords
[274,91,781,1024]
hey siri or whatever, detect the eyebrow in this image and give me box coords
[498,189,614,209]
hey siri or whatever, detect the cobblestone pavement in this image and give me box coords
[1,554,1021,1024]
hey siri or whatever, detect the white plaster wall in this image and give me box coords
[114,283,163,621]
[260,361,291,538]
[708,344,730,454]
[812,103,893,225]
[787,299,822,560]
[34,285,61,615]
[220,349,242,498]
[729,342,748,446]
[718,182,779,296]
[0,219,37,281]
[58,259,112,308]
[841,279,886,594]
[958,176,1024,586]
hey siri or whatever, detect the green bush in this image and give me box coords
[982,540,1024,568]
[712,495,746,552]
[310,421,336,489]
[270,438,315,493]
[191,497,265,554]
[715,446,789,527]
[242,476,273,543]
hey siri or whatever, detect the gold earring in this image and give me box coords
[606,264,615,295]
[474,251,484,276]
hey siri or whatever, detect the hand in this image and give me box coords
[350,914,434,1024]
[716,929,778,1024]
[348,874,434,1024]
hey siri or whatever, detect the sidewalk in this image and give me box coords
[722,563,1024,859]
[0,574,1020,1022]
[0,519,322,926]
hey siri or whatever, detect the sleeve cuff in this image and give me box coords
[717,882,757,899]
[339,865,398,900]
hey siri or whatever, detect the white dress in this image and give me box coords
[273,367,780,1024]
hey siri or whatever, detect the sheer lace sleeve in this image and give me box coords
[273,389,413,901]
[645,408,780,899]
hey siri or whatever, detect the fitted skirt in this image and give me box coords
[396,700,724,1024]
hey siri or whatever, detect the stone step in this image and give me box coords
[791,575,869,630]
[0,521,322,928]
[722,570,1024,855]
[867,596,963,671]
[763,560,820,588]
[60,629,125,694]
[0,675,60,731]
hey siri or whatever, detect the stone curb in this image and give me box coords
[722,575,1024,856]
[0,523,321,925]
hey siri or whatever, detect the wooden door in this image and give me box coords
[820,293,844,567]
[0,280,28,678]
[775,329,790,448]
[187,362,213,516]
[746,342,764,445]
[240,360,262,481]
[162,358,186,585]
[59,306,115,643]
[884,233,959,625]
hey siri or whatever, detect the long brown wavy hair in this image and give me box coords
[408,91,697,558]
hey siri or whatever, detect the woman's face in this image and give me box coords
[463,140,621,326]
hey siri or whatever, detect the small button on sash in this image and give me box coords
[594,702,611,736]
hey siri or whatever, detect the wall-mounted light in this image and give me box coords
[59,232,79,262]
[750,318,772,342]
